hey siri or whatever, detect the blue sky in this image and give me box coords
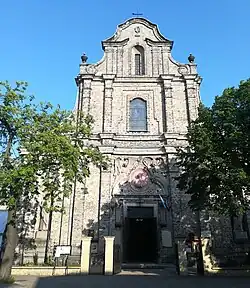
[0,0,249,109]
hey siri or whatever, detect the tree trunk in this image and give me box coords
[44,209,53,264]
[0,210,18,280]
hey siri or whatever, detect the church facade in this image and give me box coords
[66,17,201,263]
[20,18,250,265]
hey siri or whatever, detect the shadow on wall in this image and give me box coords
[80,160,201,266]
[81,157,250,269]
[13,158,250,268]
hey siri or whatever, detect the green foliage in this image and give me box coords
[0,275,15,284]
[176,79,250,216]
[0,80,107,213]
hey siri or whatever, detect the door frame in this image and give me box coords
[122,203,159,263]
[123,203,158,218]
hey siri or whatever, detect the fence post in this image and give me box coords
[104,236,115,275]
[175,243,180,275]
[80,237,92,274]
[177,240,188,275]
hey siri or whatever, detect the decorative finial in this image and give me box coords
[81,53,88,64]
[188,53,195,63]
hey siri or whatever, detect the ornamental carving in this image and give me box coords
[80,64,97,75]
[112,156,169,195]
[134,26,140,34]
[178,66,189,75]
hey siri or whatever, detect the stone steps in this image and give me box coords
[121,263,176,270]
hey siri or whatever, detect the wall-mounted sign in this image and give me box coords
[162,230,172,247]
[55,245,71,258]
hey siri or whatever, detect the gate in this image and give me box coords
[113,244,121,274]
[89,239,105,274]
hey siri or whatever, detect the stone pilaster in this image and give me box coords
[105,48,113,74]
[117,47,123,77]
[161,76,174,133]
[103,75,115,133]
[81,76,93,115]
[152,47,159,76]
[158,47,163,75]
[162,47,170,74]
[184,76,199,123]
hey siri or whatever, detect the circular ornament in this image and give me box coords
[130,168,149,188]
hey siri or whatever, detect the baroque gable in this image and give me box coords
[79,17,200,78]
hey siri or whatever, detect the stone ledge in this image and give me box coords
[206,267,250,277]
[11,266,80,276]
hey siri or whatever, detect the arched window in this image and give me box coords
[129,98,147,132]
[133,46,145,75]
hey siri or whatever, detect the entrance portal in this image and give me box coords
[123,207,158,263]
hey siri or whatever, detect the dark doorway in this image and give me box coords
[123,209,158,263]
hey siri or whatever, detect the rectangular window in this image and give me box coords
[135,54,141,75]
[129,98,147,132]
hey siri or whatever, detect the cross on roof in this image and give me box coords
[132,11,143,17]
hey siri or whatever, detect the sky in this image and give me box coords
[0,0,249,109]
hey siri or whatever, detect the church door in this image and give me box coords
[123,207,158,263]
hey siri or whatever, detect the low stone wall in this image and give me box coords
[11,266,80,276]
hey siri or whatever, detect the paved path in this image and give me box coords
[2,270,250,288]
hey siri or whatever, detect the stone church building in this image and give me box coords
[20,17,250,265]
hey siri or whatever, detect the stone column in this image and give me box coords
[103,75,115,133]
[162,76,174,133]
[80,237,92,274]
[104,236,115,275]
[184,76,199,122]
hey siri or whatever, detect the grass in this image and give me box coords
[0,275,15,284]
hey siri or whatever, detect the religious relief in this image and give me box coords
[130,168,149,188]
[112,157,170,196]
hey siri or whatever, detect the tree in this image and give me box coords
[176,79,250,276]
[176,79,250,216]
[0,81,107,279]
[25,104,107,264]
